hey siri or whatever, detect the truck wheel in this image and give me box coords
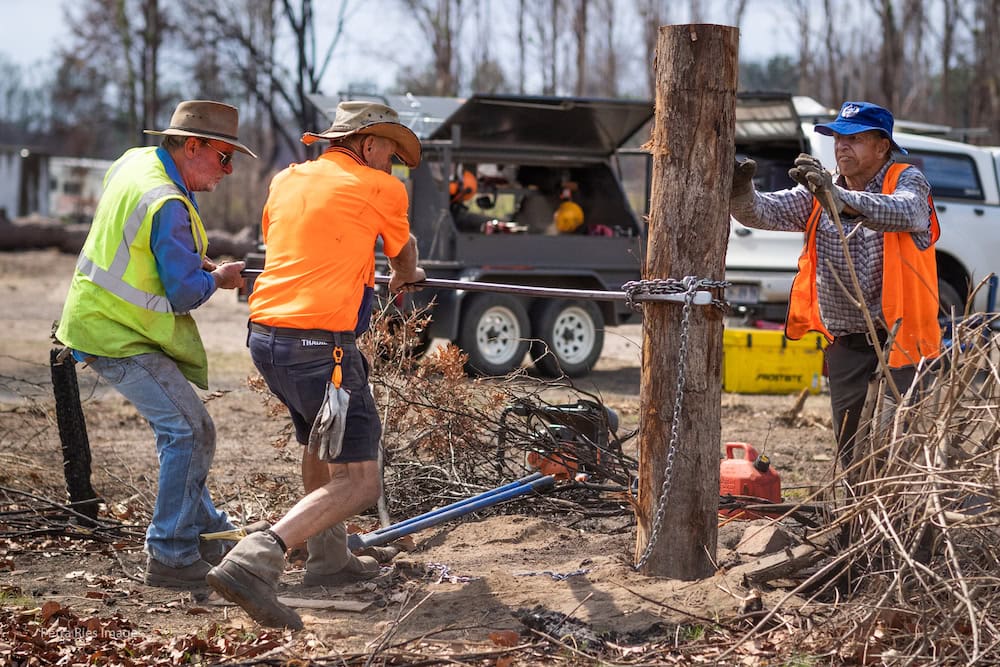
[938,279,965,318]
[458,294,530,376]
[530,300,604,378]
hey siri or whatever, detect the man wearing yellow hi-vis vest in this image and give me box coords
[729,101,941,469]
[55,100,255,590]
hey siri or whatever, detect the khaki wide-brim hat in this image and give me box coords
[144,100,257,158]
[301,101,421,168]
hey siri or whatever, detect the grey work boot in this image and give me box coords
[206,531,303,630]
[200,520,272,566]
[303,523,380,587]
[144,557,212,590]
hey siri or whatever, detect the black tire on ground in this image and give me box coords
[530,300,605,378]
[937,279,965,318]
[457,294,531,376]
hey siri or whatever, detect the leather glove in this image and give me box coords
[731,159,757,200]
[307,383,350,461]
[788,153,845,215]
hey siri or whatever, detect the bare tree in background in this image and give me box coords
[0,57,51,134]
[871,0,906,110]
[400,0,463,96]
[517,0,528,92]
[60,0,172,147]
[688,0,704,22]
[786,0,813,96]
[590,0,619,97]
[181,0,350,166]
[636,0,670,98]
[971,0,1000,140]
[469,0,509,92]
[938,0,966,125]
[572,0,589,95]
[724,0,750,26]
[547,0,562,94]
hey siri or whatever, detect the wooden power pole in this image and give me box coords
[635,24,739,579]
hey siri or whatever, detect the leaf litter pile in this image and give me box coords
[2,304,1000,664]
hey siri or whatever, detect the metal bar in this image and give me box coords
[360,472,544,540]
[241,269,714,306]
[347,474,556,550]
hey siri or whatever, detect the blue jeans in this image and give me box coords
[86,352,232,567]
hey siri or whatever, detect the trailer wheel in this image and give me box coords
[457,294,530,376]
[530,300,604,378]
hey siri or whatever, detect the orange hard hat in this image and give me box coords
[449,170,477,203]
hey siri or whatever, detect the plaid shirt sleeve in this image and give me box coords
[730,185,814,232]
[838,164,933,250]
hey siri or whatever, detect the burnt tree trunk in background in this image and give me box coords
[50,349,100,522]
[635,24,737,579]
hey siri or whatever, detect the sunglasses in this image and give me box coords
[202,141,234,167]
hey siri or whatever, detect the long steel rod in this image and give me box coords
[241,269,713,306]
[347,474,557,550]
[359,472,544,539]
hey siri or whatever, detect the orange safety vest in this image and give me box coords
[785,163,941,368]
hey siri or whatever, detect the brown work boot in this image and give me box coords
[206,531,303,630]
[144,557,212,590]
[303,524,380,587]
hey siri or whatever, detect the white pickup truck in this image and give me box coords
[728,95,1000,321]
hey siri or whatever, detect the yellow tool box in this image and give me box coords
[722,328,827,395]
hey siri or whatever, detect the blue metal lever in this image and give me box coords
[347,473,556,550]
[364,472,544,538]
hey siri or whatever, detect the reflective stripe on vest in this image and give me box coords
[74,183,185,314]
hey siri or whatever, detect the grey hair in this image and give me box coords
[161,135,189,151]
[332,134,367,154]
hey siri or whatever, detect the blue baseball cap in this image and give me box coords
[814,101,907,155]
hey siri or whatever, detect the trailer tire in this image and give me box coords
[457,294,530,376]
[530,300,604,378]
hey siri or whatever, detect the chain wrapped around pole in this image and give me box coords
[621,276,731,313]
[632,276,714,570]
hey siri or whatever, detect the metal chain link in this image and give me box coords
[634,276,700,571]
[622,277,731,312]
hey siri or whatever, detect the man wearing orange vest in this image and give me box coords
[730,101,941,469]
[207,101,425,629]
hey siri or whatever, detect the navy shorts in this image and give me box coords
[248,328,381,462]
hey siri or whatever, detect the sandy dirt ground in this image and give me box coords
[0,249,840,663]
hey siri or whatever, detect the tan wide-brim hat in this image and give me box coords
[144,100,257,158]
[301,101,421,168]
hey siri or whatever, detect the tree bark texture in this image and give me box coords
[635,24,737,579]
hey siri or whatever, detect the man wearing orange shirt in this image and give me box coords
[207,101,425,629]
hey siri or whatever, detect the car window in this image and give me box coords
[901,150,984,201]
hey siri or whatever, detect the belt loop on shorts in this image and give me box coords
[836,329,888,350]
[865,328,888,349]
[248,321,356,345]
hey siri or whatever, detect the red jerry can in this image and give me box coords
[719,442,781,519]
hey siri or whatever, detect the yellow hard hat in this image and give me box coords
[554,201,584,232]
